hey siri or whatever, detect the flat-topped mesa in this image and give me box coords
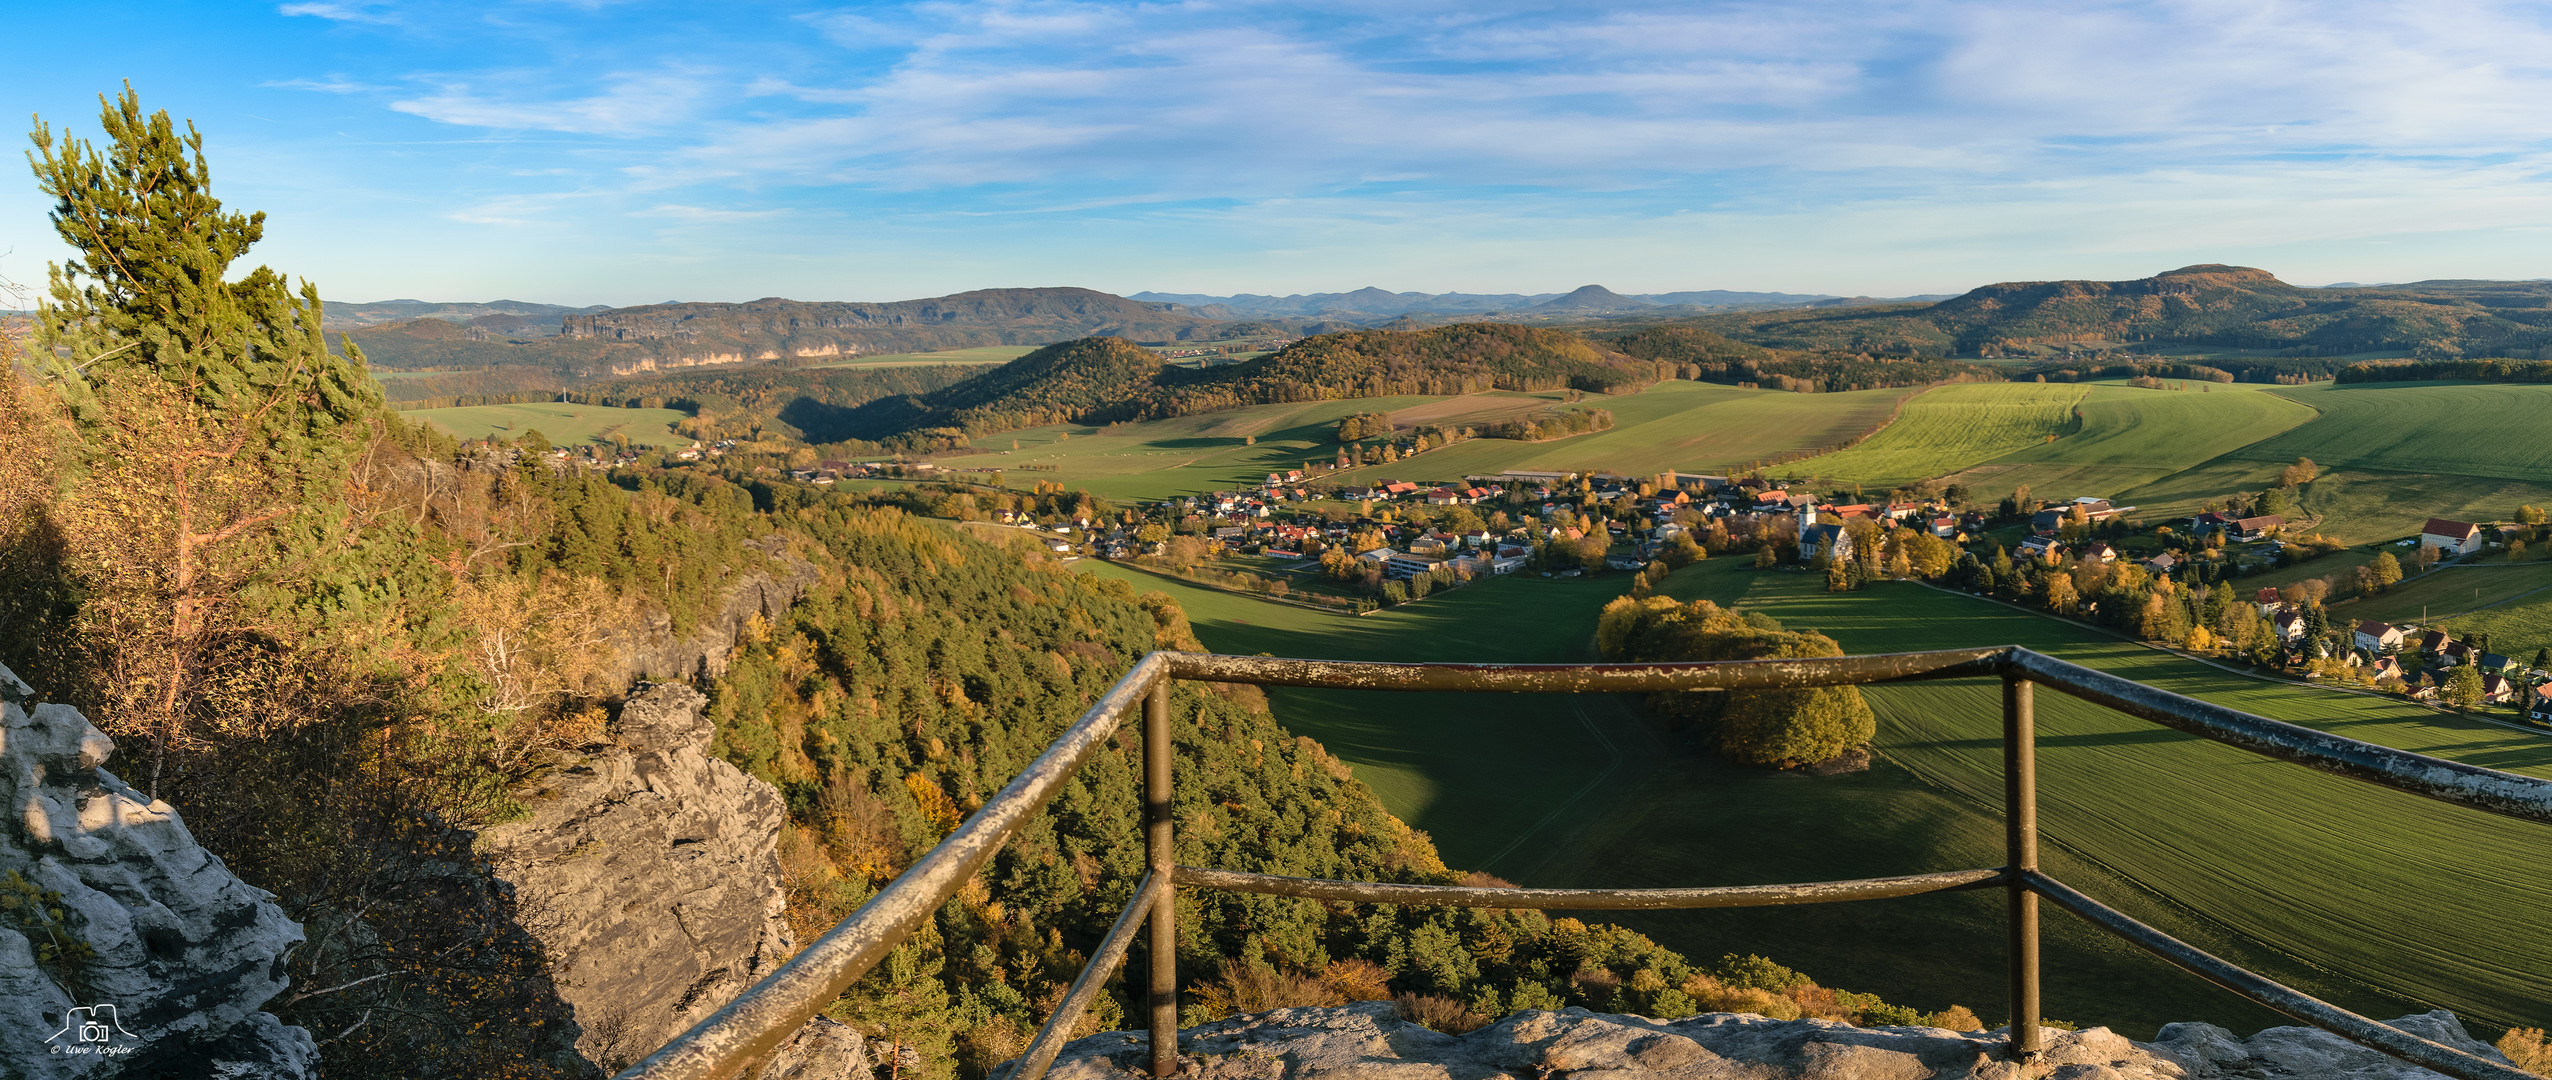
[0,662,316,1079]
[1008,1003,2517,1080]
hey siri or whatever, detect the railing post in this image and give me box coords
[1144,680,1178,1077]
[2003,673,2042,1061]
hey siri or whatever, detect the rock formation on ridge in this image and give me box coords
[477,681,797,1072]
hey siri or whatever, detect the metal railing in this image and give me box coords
[615,647,2552,1080]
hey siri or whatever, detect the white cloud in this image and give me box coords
[278,2,397,24]
[391,67,715,135]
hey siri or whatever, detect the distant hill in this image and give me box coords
[1691,265,2552,361]
[323,299,606,335]
[1133,285,1845,321]
[834,323,1661,449]
[339,287,1291,382]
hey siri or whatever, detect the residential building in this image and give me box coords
[2422,518,2485,556]
[2354,621,2408,654]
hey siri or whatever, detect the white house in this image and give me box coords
[2422,518,2485,556]
[2354,620,2408,654]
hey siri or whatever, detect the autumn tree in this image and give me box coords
[24,87,380,795]
[2443,664,2486,711]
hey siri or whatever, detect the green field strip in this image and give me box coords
[405,401,693,447]
[1787,382,2089,488]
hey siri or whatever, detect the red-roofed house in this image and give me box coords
[2422,518,2484,556]
[2355,621,2408,653]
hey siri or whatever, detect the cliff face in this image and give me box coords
[604,536,822,688]
[476,682,796,1072]
[1015,1003,2515,1080]
[0,663,316,1079]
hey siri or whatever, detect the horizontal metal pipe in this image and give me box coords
[615,654,1171,1080]
[1164,649,2010,693]
[2007,648,2552,825]
[2024,871,2537,1080]
[1171,865,2006,909]
[1005,873,1165,1080]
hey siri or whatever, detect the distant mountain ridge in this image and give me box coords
[1693,265,2552,360]
[830,323,1662,449]
[340,287,1302,379]
[1130,285,1851,319]
[324,299,606,337]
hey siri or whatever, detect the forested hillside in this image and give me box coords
[2,92,1956,1079]
[842,324,1664,449]
[1597,324,2000,391]
[1694,264,2552,361]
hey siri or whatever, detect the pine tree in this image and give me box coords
[25,87,380,793]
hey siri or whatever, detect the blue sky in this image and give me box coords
[7,1,2552,305]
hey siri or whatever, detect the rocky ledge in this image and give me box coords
[0,662,315,1079]
[1013,1002,2518,1080]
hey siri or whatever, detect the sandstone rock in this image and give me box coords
[753,1016,876,1080]
[0,662,316,1079]
[2146,1010,2513,1078]
[607,536,820,687]
[1017,1004,2516,1080]
[1013,1003,2190,1080]
[478,681,797,1072]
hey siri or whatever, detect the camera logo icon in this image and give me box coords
[47,1004,135,1050]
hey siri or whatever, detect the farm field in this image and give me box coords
[403,400,691,447]
[2338,561,2552,660]
[932,396,1450,500]
[2237,382,2552,484]
[1537,561,2552,1037]
[1332,381,1912,483]
[1074,560,1665,876]
[806,345,1031,367]
[1784,382,2088,489]
[1887,382,2311,509]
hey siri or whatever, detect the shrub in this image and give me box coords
[1188,960,1344,1022]
[2498,1027,2550,1076]
[1395,992,1493,1034]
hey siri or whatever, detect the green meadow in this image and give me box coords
[937,381,1909,500]
[404,400,692,447]
[1088,552,2552,1034]
[1783,382,2090,490]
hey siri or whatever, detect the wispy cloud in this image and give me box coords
[390,67,716,135]
[278,1,397,25]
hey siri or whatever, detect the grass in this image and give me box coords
[935,381,1908,500]
[805,345,1032,368]
[1329,381,1912,483]
[933,396,1450,500]
[1915,383,2316,509]
[404,401,692,447]
[2337,561,2552,663]
[2240,382,2552,484]
[1075,560,1667,877]
[1541,562,2552,1037]
[1787,382,2090,489]
[1103,547,2552,1034]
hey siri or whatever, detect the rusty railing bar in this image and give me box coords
[1169,866,2005,908]
[2022,870,2536,1080]
[614,653,1172,1080]
[2004,648,2552,825]
[1162,649,2009,693]
[1006,872,1166,1080]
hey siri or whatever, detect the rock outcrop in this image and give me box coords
[605,536,821,687]
[1014,1003,2518,1080]
[0,662,316,1079]
[478,681,797,1072]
